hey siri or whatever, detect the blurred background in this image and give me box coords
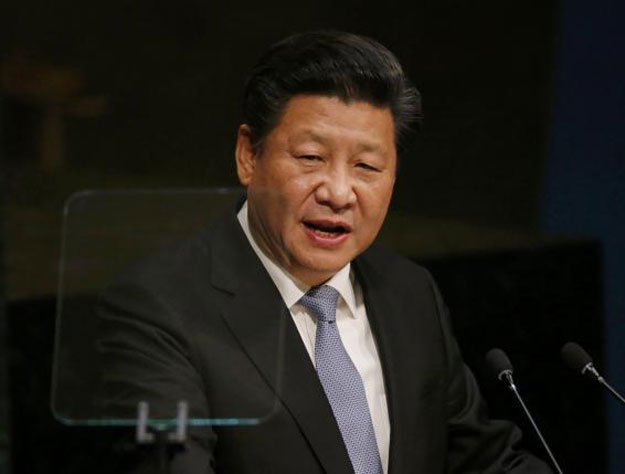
[1,0,623,473]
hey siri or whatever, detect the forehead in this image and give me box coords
[270,95,396,151]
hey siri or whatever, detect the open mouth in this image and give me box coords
[302,221,351,238]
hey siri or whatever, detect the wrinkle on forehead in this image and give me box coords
[276,96,395,155]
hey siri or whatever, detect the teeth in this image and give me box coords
[313,228,338,237]
[304,222,347,236]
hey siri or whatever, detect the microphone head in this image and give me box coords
[561,342,593,372]
[486,348,514,380]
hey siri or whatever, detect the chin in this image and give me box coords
[295,252,352,277]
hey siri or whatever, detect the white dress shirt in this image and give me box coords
[237,201,390,473]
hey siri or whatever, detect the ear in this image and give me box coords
[235,124,257,186]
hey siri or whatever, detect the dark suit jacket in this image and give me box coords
[97,211,552,474]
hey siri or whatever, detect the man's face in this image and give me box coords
[236,94,396,286]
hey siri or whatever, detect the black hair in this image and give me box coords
[242,30,422,154]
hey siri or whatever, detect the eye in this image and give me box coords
[298,154,322,161]
[356,162,380,172]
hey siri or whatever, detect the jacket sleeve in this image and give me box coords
[426,272,554,474]
[95,281,217,474]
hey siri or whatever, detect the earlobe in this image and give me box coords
[235,124,256,186]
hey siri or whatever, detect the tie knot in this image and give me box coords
[299,285,340,323]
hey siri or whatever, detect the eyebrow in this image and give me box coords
[290,129,384,153]
[290,130,328,145]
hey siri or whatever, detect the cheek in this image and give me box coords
[267,185,310,234]
[280,177,319,212]
[359,181,394,216]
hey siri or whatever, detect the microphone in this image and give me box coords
[485,347,514,384]
[485,348,564,474]
[560,342,625,405]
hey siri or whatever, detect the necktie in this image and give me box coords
[299,285,383,474]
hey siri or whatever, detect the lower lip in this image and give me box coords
[302,224,350,248]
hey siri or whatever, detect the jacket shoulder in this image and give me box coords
[113,226,216,292]
[357,241,435,290]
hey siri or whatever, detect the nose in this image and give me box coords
[314,165,356,211]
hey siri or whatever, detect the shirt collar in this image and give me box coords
[237,200,359,318]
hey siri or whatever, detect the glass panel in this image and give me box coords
[52,188,286,428]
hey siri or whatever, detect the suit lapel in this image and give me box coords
[355,257,405,474]
[355,251,435,474]
[209,214,354,474]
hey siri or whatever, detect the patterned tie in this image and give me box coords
[299,285,383,474]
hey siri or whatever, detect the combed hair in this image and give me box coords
[242,30,422,154]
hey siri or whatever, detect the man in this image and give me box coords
[97,31,552,473]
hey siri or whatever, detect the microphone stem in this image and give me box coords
[507,382,564,474]
[598,377,625,405]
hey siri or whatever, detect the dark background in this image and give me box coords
[1,0,624,473]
